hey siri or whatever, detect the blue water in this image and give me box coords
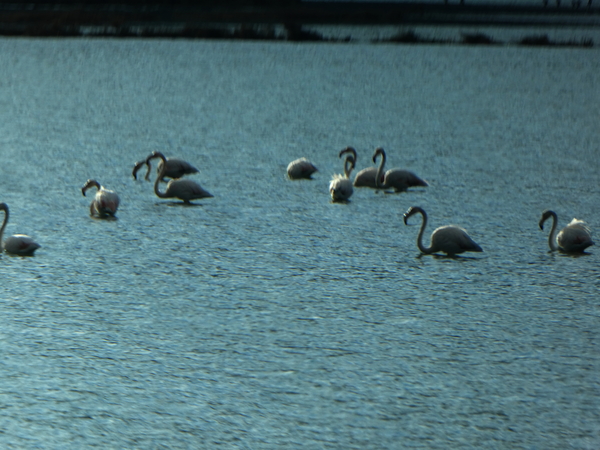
[0,38,599,449]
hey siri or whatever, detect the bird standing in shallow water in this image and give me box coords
[146,151,213,204]
[132,155,198,181]
[539,209,594,253]
[403,206,483,256]
[0,203,41,256]
[287,157,318,180]
[374,148,428,192]
[82,179,120,218]
[353,147,385,189]
[330,148,356,202]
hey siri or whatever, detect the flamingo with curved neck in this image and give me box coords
[146,151,213,204]
[372,147,428,192]
[373,147,388,189]
[329,152,356,202]
[338,146,357,163]
[403,206,483,256]
[539,209,594,253]
[82,179,120,217]
[0,203,41,256]
[354,147,385,188]
[132,155,199,181]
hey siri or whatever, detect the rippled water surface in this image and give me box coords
[0,38,599,449]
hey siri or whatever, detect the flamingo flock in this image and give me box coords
[289,146,594,257]
[0,147,593,257]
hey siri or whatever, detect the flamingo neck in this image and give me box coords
[344,157,354,178]
[546,212,559,251]
[415,209,434,254]
[375,152,386,188]
[153,154,169,198]
[0,207,8,252]
[82,180,101,196]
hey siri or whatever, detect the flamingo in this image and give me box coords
[82,179,120,218]
[0,203,41,256]
[132,155,198,181]
[373,148,428,192]
[539,210,594,253]
[146,151,213,204]
[287,158,318,180]
[330,149,356,202]
[403,206,483,256]
[353,148,385,188]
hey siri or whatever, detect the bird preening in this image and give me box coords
[329,147,356,202]
[82,179,120,218]
[0,203,41,256]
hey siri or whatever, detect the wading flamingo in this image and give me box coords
[539,209,594,253]
[287,158,318,179]
[146,151,213,204]
[330,150,356,202]
[353,147,385,188]
[373,148,428,192]
[403,206,483,256]
[0,203,41,256]
[132,155,198,181]
[82,179,120,218]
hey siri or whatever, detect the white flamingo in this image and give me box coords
[0,203,41,256]
[82,179,120,218]
[539,210,594,253]
[146,151,213,204]
[132,155,198,181]
[374,148,428,192]
[287,158,318,179]
[403,206,483,256]
[330,149,356,202]
[353,147,385,188]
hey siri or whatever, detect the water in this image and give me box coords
[0,37,599,449]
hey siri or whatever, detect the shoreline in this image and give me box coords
[0,1,598,46]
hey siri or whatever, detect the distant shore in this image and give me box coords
[0,1,598,46]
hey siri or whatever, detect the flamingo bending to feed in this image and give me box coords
[539,209,594,253]
[330,148,356,202]
[132,155,199,181]
[403,206,483,256]
[373,148,427,192]
[287,158,318,180]
[0,203,41,256]
[82,179,120,218]
[146,151,213,204]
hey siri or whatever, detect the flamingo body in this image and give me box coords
[82,180,120,217]
[4,234,41,256]
[287,158,318,179]
[330,152,356,202]
[353,167,384,188]
[0,203,40,256]
[539,210,594,253]
[404,206,482,256]
[162,178,214,203]
[383,169,428,192]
